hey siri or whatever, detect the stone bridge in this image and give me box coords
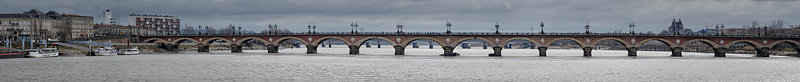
[139,32,800,57]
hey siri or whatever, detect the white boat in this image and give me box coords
[118,47,139,55]
[26,48,59,58]
[93,47,118,56]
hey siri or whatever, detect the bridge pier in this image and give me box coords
[348,45,359,54]
[441,46,458,56]
[627,47,637,56]
[671,47,683,57]
[165,43,179,51]
[537,46,547,56]
[394,45,404,55]
[306,44,317,54]
[231,44,242,53]
[582,47,592,57]
[795,48,800,57]
[713,47,727,57]
[267,44,278,53]
[756,47,770,57]
[198,44,209,52]
[489,46,502,56]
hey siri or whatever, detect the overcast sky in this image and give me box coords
[1,0,798,33]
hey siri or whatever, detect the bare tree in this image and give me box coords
[182,25,195,34]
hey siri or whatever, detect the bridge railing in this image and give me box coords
[147,32,800,38]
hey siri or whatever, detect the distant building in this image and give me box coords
[128,14,180,35]
[660,19,694,35]
[93,24,149,36]
[101,9,116,24]
[0,9,93,41]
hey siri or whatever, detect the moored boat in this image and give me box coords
[25,48,58,58]
[118,47,139,55]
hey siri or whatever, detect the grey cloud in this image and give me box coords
[1,0,798,33]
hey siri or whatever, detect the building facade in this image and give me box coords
[0,9,93,41]
[660,19,694,35]
[128,14,180,35]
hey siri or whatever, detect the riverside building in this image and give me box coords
[128,14,180,35]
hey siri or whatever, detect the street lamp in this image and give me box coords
[585,23,590,34]
[494,21,500,34]
[205,25,209,35]
[312,23,316,34]
[231,25,235,35]
[238,26,241,35]
[396,22,403,34]
[307,23,312,33]
[720,23,725,36]
[446,21,452,34]
[198,25,202,35]
[540,22,544,34]
[629,22,635,35]
[350,22,358,33]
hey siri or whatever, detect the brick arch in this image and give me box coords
[170,38,201,44]
[235,37,270,45]
[591,38,631,47]
[501,37,541,47]
[399,37,447,48]
[767,40,800,48]
[310,36,352,46]
[724,40,764,48]
[450,37,495,47]
[354,37,398,47]
[680,39,721,48]
[544,37,586,47]
[142,38,168,43]
[273,37,310,45]
[201,37,234,45]
[635,38,676,48]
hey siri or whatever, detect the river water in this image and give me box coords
[1,47,799,81]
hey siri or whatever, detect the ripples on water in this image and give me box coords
[2,47,798,81]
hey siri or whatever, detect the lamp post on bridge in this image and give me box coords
[629,22,635,35]
[720,23,725,36]
[313,23,316,34]
[238,26,241,35]
[396,22,403,34]
[205,25,209,35]
[350,22,358,34]
[495,21,500,34]
[540,22,544,35]
[585,23,590,35]
[446,21,452,34]
[198,25,202,35]
[307,23,312,34]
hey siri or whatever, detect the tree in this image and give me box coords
[206,27,217,34]
[182,25,195,34]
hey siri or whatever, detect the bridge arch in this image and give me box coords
[400,37,447,48]
[724,40,763,48]
[450,37,495,47]
[235,37,270,45]
[767,40,800,48]
[142,38,169,43]
[501,37,540,47]
[170,38,201,44]
[201,37,234,45]
[680,39,721,48]
[591,38,631,47]
[545,37,586,47]
[272,37,310,45]
[310,36,351,46]
[355,37,398,47]
[635,38,676,48]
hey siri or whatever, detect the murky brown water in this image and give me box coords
[1,48,799,81]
